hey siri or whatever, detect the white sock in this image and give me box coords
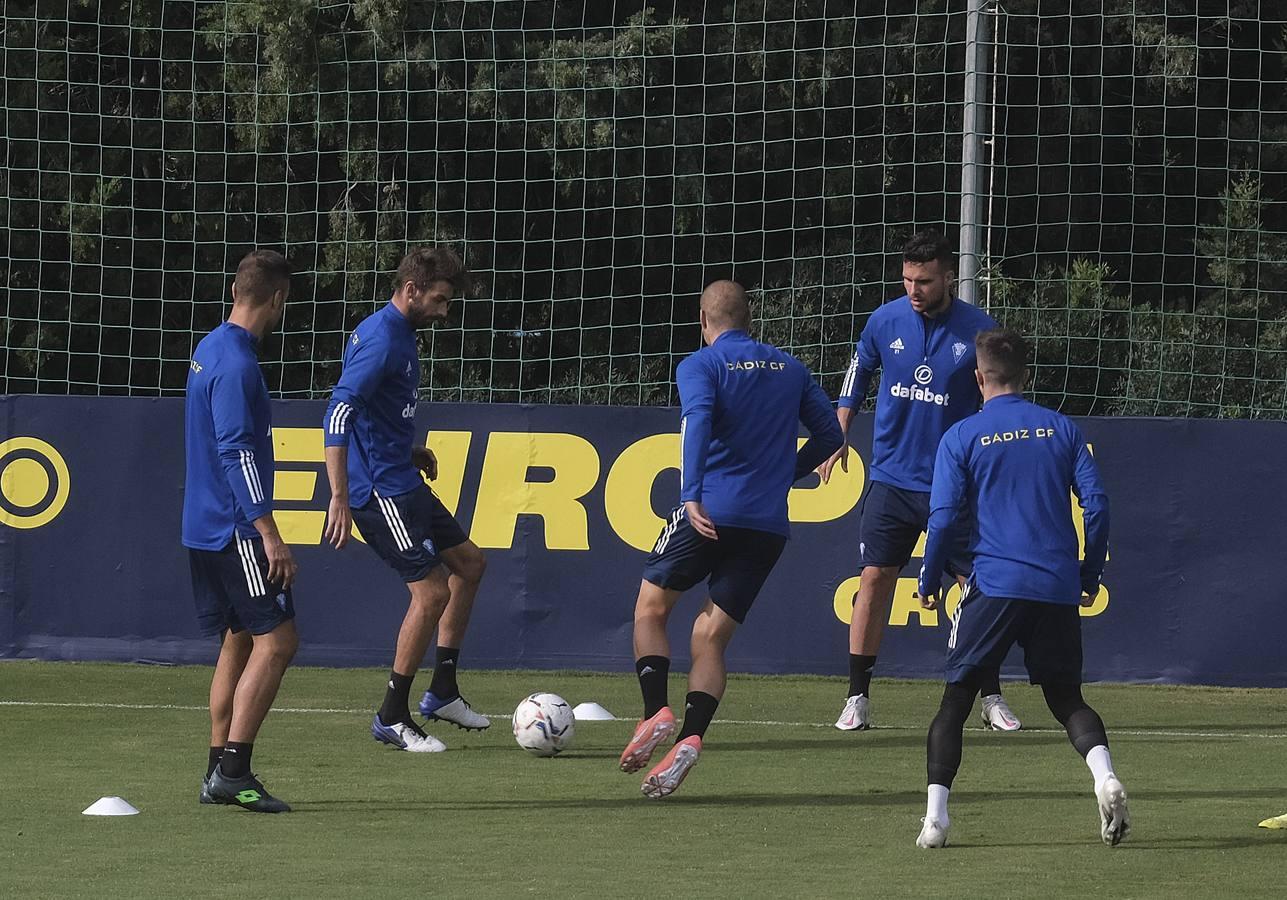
[1085,745,1115,790]
[927,784,950,824]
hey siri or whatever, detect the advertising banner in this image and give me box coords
[2,396,1285,686]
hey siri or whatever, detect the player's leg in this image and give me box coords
[920,671,986,847]
[206,628,252,798]
[918,584,1021,847]
[839,564,899,729]
[351,488,453,751]
[619,579,684,773]
[419,535,490,730]
[1025,603,1129,846]
[839,482,920,729]
[641,527,783,798]
[641,600,738,799]
[206,535,299,813]
[621,507,707,773]
[372,569,452,752]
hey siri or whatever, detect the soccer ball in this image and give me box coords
[512,692,575,757]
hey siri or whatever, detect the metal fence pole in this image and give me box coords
[958,0,991,305]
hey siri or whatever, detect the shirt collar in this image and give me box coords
[384,299,415,332]
[983,392,1025,408]
[225,321,259,349]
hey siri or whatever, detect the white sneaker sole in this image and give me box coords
[641,744,699,799]
[620,719,676,773]
[1097,779,1131,846]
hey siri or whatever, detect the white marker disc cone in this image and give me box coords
[572,702,615,721]
[82,796,139,816]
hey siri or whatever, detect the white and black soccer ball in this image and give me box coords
[511,692,575,757]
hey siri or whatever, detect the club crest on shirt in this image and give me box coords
[405,360,413,377]
[889,337,905,354]
[952,341,968,363]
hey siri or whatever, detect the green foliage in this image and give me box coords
[1,1,1284,418]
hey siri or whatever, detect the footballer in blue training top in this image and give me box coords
[911,328,1128,850]
[182,249,298,813]
[819,232,1021,733]
[618,281,843,799]
[322,247,491,753]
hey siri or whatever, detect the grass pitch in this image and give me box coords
[1,661,1285,898]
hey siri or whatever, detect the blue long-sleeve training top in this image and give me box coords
[838,296,999,492]
[323,301,424,507]
[919,393,1110,604]
[183,322,275,550]
[677,330,843,538]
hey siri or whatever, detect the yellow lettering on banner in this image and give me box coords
[278,511,326,545]
[1080,584,1109,617]
[888,577,938,627]
[272,428,325,545]
[274,471,317,502]
[788,440,865,522]
[273,427,323,463]
[943,582,964,619]
[471,432,600,550]
[831,576,862,625]
[424,431,472,516]
[913,531,927,557]
[832,575,948,628]
[604,434,679,551]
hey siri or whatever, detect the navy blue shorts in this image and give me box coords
[945,584,1083,685]
[188,535,295,637]
[352,485,469,583]
[858,480,971,578]
[640,508,787,624]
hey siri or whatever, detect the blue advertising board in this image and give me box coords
[1,395,1285,685]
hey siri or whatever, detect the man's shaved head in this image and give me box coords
[700,280,751,332]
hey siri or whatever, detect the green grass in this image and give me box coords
[2,661,1285,898]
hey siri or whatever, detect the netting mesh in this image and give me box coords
[3,2,1285,417]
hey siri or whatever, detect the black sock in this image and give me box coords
[978,668,1002,698]
[429,647,461,699]
[848,654,877,697]
[676,691,719,741]
[636,656,670,719]
[219,741,252,779]
[378,671,415,725]
[206,746,224,779]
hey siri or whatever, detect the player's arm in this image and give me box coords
[818,322,880,483]
[917,430,968,608]
[676,356,718,540]
[794,376,845,481]
[1071,429,1110,603]
[211,369,297,589]
[322,335,388,549]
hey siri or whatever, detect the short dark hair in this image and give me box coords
[396,246,472,298]
[975,328,1029,388]
[233,249,292,305]
[902,231,955,269]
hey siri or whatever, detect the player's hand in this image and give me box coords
[412,445,438,481]
[684,500,718,541]
[262,533,298,589]
[816,442,850,484]
[1080,587,1099,608]
[324,495,352,550]
[915,589,939,610]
